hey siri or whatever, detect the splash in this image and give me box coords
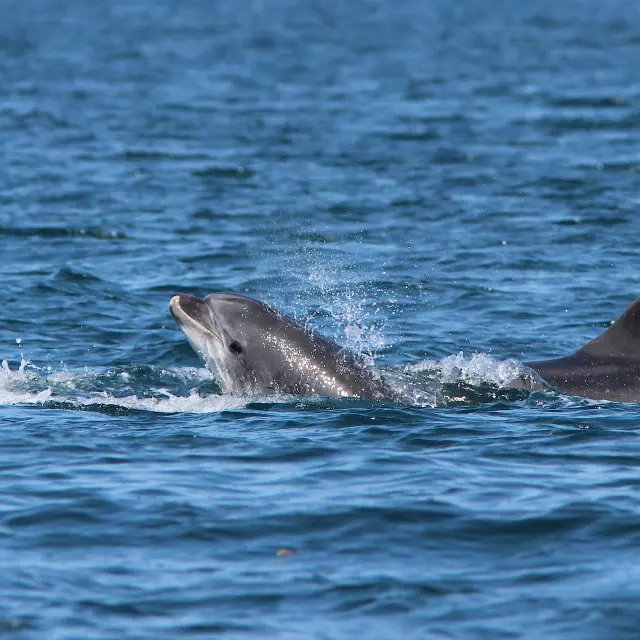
[0,353,537,413]
[397,352,537,406]
[0,358,53,405]
[304,266,387,364]
[405,352,528,387]
[0,361,252,414]
[68,390,250,414]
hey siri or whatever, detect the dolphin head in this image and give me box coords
[170,292,395,399]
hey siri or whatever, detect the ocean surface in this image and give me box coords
[2,0,640,637]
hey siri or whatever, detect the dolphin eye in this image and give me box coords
[228,340,243,355]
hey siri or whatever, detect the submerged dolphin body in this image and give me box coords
[170,292,398,400]
[171,292,640,403]
[526,298,640,402]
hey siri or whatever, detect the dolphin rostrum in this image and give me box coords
[171,292,640,403]
[170,292,398,400]
[526,297,640,402]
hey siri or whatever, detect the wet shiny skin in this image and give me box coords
[171,293,397,399]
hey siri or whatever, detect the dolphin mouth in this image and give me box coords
[170,294,224,344]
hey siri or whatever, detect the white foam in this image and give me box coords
[1,353,527,413]
[0,361,250,413]
[0,385,53,406]
[405,352,526,387]
[72,390,250,413]
[0,359,48,405]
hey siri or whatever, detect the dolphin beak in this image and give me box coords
[169,294,184,321]
[171,294,227,364]
[170,294,205,324]
[170,294,221,336]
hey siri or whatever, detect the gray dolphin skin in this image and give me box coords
[170,292,398,400]
[526,297,640,402]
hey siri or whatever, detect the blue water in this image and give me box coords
[2,0,640,637]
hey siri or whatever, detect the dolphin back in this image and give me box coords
[527,298,640,402]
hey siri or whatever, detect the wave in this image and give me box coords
[0,352,549,414]
[0,361,248,414]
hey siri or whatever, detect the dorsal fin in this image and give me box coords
[577,297,640,361]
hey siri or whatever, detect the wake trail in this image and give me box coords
[0,360,249,413]
[0,353,542,412]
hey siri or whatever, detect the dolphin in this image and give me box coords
[169,292,399,400]
[526,297,640,402]
[171,292,640,403]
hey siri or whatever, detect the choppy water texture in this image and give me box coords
[2,0,640,637]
